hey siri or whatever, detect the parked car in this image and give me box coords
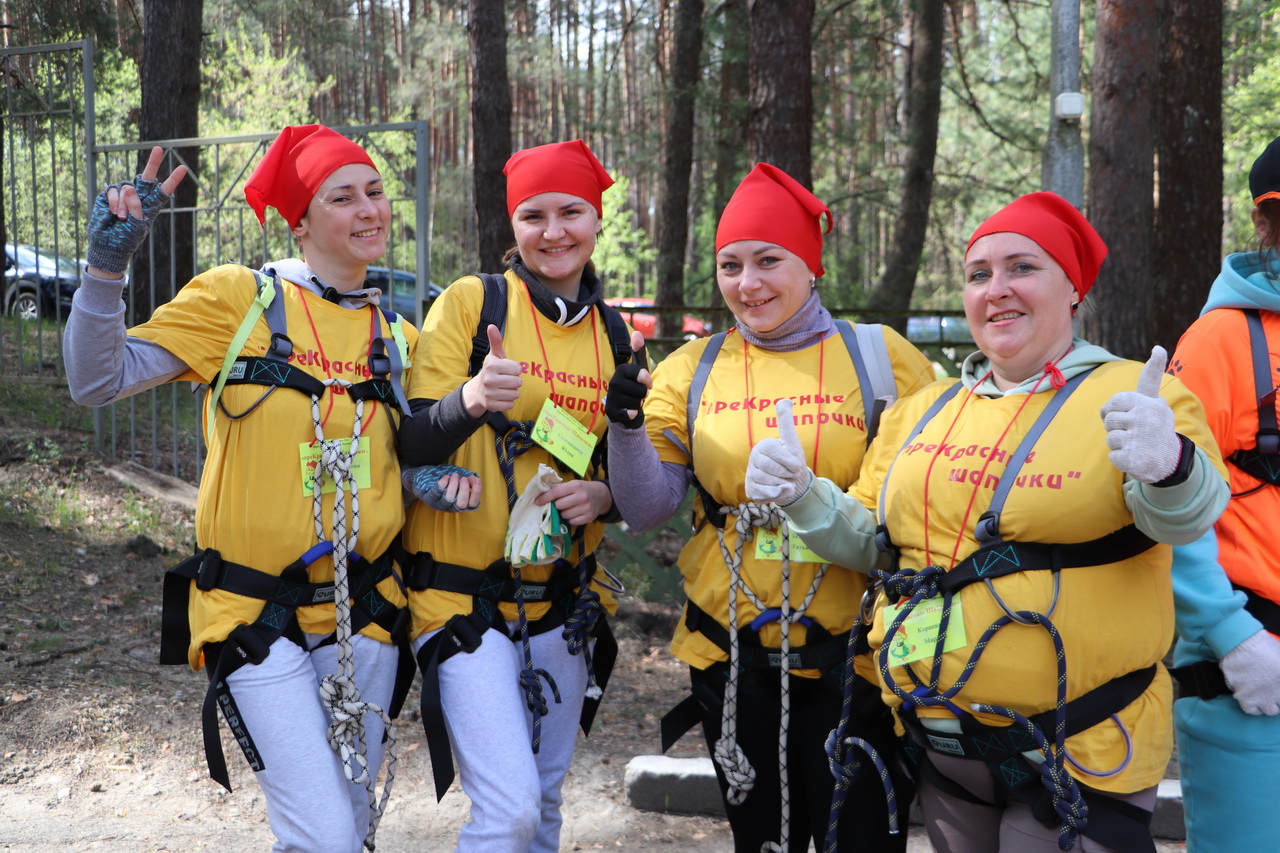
[364,266,441,323]
[603,296,713,340]
[4,242,82,321]
[905,314,975,346]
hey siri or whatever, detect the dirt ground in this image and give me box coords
[0,410,1185,853]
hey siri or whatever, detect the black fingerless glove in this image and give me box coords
[605,362,648,428]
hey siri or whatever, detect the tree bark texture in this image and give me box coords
[469,0,514,273]
[747,0,814,187]
[1152,0,1223,354]
[713,0,748,215]
[654,0,704,339]
[135,0,202,323]
[866,0,945,331]
[1084,0,1160,360]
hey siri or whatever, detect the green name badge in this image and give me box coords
[531,398,598,477]
[754,528,830,563]
[881,595,967,666]
[299,439,373,496]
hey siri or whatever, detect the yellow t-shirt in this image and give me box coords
[401,271,625,636]
[854,362,1226,794]
[644,326,935,673]
[130,264,417,669]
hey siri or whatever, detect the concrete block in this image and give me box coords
[625,755,725,816]
[1151,778,1185,840]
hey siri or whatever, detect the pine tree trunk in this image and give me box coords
[867,0,945,331]
[1152,0,1223,353]
[134,0,202,324]
[469,0,513,273]
[654,0,703,339]
[1084,0,1160,360]
[747,0,814,187]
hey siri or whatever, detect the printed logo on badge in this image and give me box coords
[313,586,336,604]
[229,362,247,380]
[926,735,965,756]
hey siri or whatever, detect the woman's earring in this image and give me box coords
[809,276,816,288]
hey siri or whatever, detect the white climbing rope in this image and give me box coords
[713,501,828,853]
[308,381,397,851]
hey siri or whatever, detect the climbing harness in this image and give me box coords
[853,369,1161,853]
[409,271,633,800]
[659,321,903,852]
[161,267,414,851]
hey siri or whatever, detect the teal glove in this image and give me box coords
[85,175,172,274]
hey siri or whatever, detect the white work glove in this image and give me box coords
[745,399,813,506]
[1099,346,1181,484]
[504,464,571,567]
[1220,629,1280,715]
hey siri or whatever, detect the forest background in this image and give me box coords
[0,0,1276,360]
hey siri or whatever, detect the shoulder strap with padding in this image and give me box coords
[834,320,897,446]
[468,273,509,377]
[205,268,287,438]
[597,300,648,370]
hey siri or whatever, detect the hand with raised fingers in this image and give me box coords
[605,331,651,429]
[745,399,813,507]
[402,464,481,512]
[1100,345,1184,484]
[86,146,189,277]
[462,324,523,417]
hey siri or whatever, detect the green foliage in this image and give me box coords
[200,22,326,137]
[595,175,657,295]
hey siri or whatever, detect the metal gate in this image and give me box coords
[0,40,431,480]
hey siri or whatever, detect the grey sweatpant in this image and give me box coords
[224,632,398,853]
[416,625,589,853]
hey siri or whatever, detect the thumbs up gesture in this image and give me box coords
[745,399,814,506]
[463,324,524,417]
[1099,346,1183,484]
[604,330,651,429]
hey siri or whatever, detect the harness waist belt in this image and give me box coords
[1234,582,1280,636]
[1169,660,1230,701]
[934,524,1157,596]
[682,598,847,672]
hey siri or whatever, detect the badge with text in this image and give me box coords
[532,398,598,477]
[298,439,373,496]
[881,596,967,666]
[754,528,830,563]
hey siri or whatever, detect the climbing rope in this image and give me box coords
[308,380,396,851]
[563,531,606,700]
[495,418,560,753]
[873,561,1090,852]
[822,597,900,853]
[713,501,827,853]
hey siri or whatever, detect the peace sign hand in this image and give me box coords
[86,146,189,276]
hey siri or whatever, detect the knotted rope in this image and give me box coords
[308,380,396,851]
[563,531,605,700]
[714,501,827,853]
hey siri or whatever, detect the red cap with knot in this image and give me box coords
[966,191,1108,300]
[243,125,377,228]
[504,140,614,217]
[715,163,833,277]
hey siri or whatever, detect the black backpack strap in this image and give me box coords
[597,299,648,369]
[468,273,510,377]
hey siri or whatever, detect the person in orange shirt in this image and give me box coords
[1168,136,1280,852]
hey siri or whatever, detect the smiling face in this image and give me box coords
[715,240,813,332]
[511,192,600,299]
[291,163,389,290]
[963,231,1079,389]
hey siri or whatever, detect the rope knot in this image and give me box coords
[713,736,756,805]
[882,563,945,602]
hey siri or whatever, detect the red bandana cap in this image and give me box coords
[966,191,1108,301]
[504,140,615,217]
[715,163,833,277]
[243,125,378,228]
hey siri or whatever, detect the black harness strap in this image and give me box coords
[1169,659,1230,701]
[161,545,409,790]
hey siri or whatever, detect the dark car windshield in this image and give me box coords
[11,244,80,275]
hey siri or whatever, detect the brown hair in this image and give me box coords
[1258,199,1280,253]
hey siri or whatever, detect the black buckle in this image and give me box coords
[196,549,224,592]
[267,332,293,360]
[225,623,270,665]
[1257,428,1280,456]
[443,612,483,654]
[874,523,894,554]
[404,553,436,592]
[975,511,1001,546]
[369,352,391,378]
